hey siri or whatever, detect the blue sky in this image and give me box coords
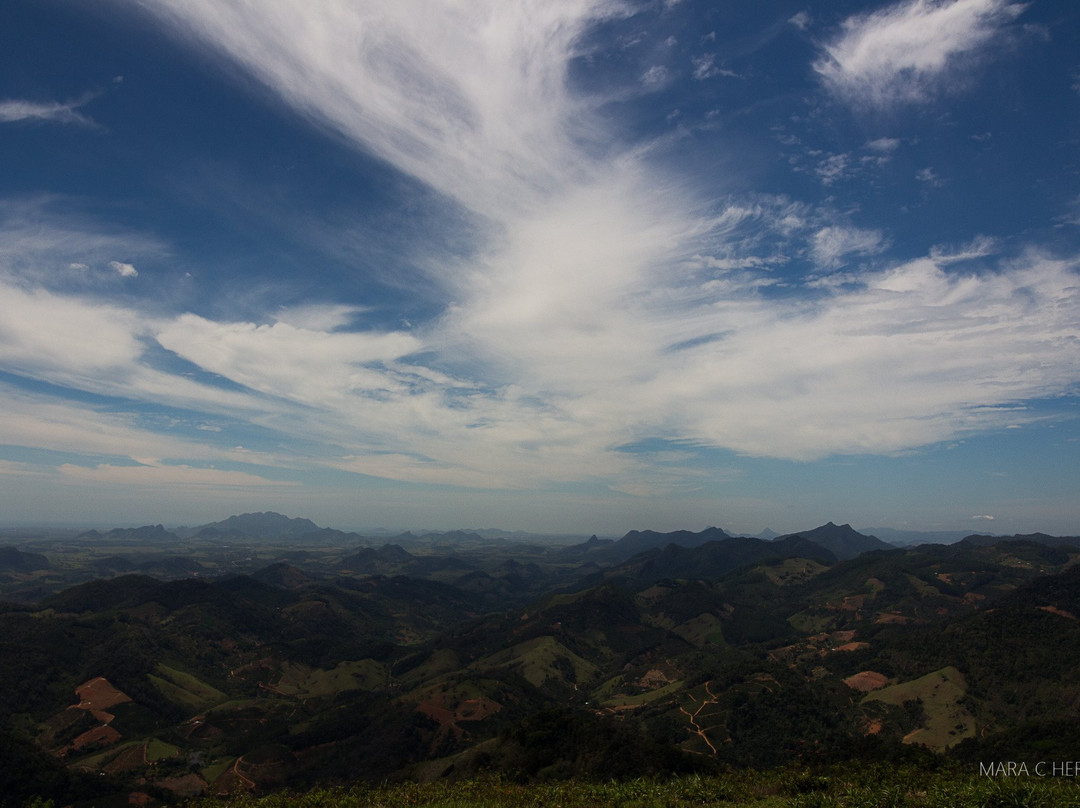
[1,0,1078,535]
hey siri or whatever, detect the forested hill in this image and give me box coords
[1,523,1079,804]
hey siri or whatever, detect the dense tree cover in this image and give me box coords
[490,708,711,781]
[0,729,116,807]
[4,537,1080,804]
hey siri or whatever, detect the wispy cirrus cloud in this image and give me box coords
[811,225,887,267]
[0,97,96,127]
[2,223,1079,490]
[0,198,166,287]
[814,0,1025,108]
[135,0,626,222]
[1,0,1077,505]
[58,462,298,490]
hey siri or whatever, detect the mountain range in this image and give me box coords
[3,513,1080,804]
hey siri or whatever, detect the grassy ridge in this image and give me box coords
[181,767,1080,808]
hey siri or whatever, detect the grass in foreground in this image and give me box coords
[178,765,1080,808]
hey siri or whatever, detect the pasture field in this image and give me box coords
[862,666,975,750]
[150,664,228,711]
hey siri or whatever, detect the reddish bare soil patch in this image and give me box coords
[70,724,122,751]
[841,595,865,611]
[875,613,911,624]
[417,696,501,726]
[833,642,871,653]
[417,695,502,748]
[768,644,800,662]
[844,671,889,692]
[417,700,454,725]
[639,668,677,688]
[1039,605,1077,620]
[76,677,132,712]
[454,697,501,721]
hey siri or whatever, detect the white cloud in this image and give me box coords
[3,2,1078,502]
[58,462,298,490]
[865,137,900,152]
[1059,196,1080,228]
[789,12,811,31]
[654,255,1080,460]
[2,240,1079,490]
[815,0,1025,107]
[0,277,294,428]
[109,260,138,277]
[641,65,669,88]
[154,314,423,407]
[135,0,627,221]
[811,225,887,267]
[691,53,736,80]
[916,166,944,186]
[0,97,96,127]
[814,153,851,185]
[272,303,366,331]
[0,281,144,377]
[0,198,166,285]
[0,388,230,466]
[929,235,996,264]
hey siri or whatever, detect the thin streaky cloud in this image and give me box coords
[0,198,166,287]
[58,462,299,490]
[0,95,98,127]
[0,1,1078,531]
[811,225,886,267]
[814,0,1025,107]
[136,0,628,222]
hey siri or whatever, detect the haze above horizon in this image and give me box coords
[1,0,1078,536]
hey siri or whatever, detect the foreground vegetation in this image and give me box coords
[176,767,1080,808]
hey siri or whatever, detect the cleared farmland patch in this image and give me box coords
[672,613,726,648]
[476,636,598,688]
[146,737,181,761]
[149,664,227,711]
[274,659,388,698]
[862,665,975,750]
[75,676,131,712]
